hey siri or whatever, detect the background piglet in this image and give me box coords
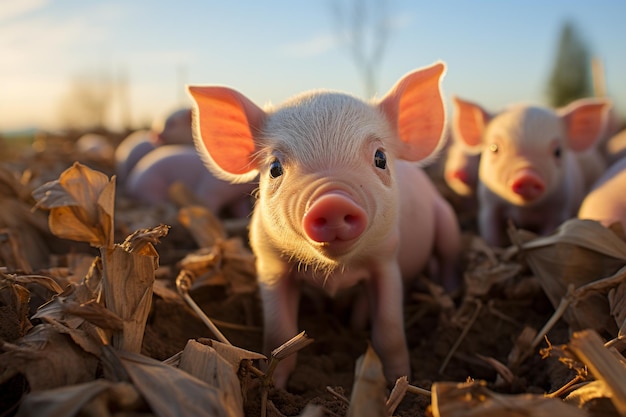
[114,129,158,185]
[125,145,255,218]
[115,108,194,185]
[153,108,194,146]
[443,132,480,198]
[578,156,626,235]
[76,133,115,161]
[453,96,611,246]
[188,62,460,388]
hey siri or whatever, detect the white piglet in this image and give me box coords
[453,96,611,246]
[188,62,461,388]
[578,156,626,235]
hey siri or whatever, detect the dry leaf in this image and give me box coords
[119,224,169,256]
[0,200,54,270]
[514,219,626,334]
[347,345,387,417]
[32,162,115,248]
[0,273,33,341]
[565,380,618,415]
[178,339,245,416]
[177,238,257,296]
[116,349,240,417]
[431,379,589,417]
[387,376,409,416]
[196,338,266,371]
[607,276,626,338]
[100,244,157,353]
[178,205,226,248]
[16,380,146,417]
[0,228,32,273]
[569,329,626,415]
[177,205,256,295]
[0,324,99,391]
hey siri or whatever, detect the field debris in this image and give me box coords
[1,137,626,416]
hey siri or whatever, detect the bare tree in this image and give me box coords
[331,0,391,98]
[546,20,592,108]
[116,66,132,132]
[58,68,114,130]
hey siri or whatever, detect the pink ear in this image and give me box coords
[378,62,447,161]
[187,86,265,182]
[558,98,612,152]
[452,96,490,151]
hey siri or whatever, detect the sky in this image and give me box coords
[2,0,626,133]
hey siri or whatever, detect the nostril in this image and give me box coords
[344,214,357,224]
[313,217,327,228]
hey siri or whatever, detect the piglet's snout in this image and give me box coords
[303,192,367,243]
[446,169,471,186]
[510,169,545,201]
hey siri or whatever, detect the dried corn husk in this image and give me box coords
[513,219,626,334]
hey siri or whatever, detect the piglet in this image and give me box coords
[125,145,254,217]
[443,132,480,198]
[76,133,115,161]
[115,129,158,185]
[154,108,194,146]
[453,96,611,246]
[188,62,461,388]
[115,108,195,185]
[578,156,626,235]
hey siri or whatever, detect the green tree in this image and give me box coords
[546,21,592,108]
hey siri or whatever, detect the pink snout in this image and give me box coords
[303,192,367,244]
[447,169,471,185]
[510,170,545,201]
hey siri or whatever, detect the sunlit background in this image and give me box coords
[2,0,625,136]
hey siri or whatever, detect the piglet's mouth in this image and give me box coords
[313,237,362,257]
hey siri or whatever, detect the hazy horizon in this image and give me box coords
[2,0,625,134]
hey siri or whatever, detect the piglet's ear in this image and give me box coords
[378,61,447,162]
[187,86,265,183]
[451,96,491,153]
[558,98,612,152]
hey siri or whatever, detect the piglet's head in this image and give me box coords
[188,62,447,269]
[453,96,611,206]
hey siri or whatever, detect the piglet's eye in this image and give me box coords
[553,146,562,159]
[269,159,283,178]
[374,149,387,169]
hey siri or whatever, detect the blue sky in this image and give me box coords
[2,0,625,132]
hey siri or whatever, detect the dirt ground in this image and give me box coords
[0,134,588,416]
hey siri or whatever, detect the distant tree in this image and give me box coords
[116,66,132,132]
[546,21,592,108]
[331,0,391,98]
[58,69,114,130]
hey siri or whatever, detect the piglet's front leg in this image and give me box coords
[366,262,410,383]
[478,186,508,246]
[258,269,301,389]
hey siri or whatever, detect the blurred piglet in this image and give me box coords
[152,108,194,146]
[453,96,611,246]
[115,108,194,184]
[443,132,480,198]
[115,129,158,185]
[125,145,255,217]
[76,133,115,161]
[578,156,626,235]
[188,62,461,388]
